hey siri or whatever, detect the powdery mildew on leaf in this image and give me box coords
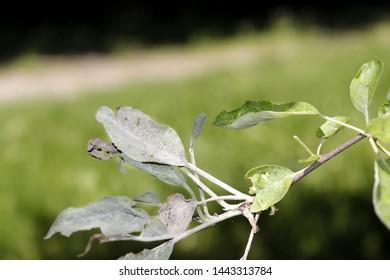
[119,242,174,260]
[96,106,187,166]
[119,153,187,186]
[44,196,150,239]
[158,193,197,235]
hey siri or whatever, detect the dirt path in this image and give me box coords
[0,42,263,105]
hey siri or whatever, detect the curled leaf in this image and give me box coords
[245,165,295,213]
[213,101,319,129]
[316,116,349,139]
[86,137,119,160]
[96,106,187,166]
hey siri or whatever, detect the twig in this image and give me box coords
[240,213,260,260]
[292,134,367,184]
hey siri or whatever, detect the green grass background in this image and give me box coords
[1,22,390,259]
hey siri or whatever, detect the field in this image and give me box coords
[1,22,390,259]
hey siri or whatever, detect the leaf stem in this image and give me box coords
[293,135,314,156]
[189,145,211,219]
[168,209,243,245]
[181,167,234,210]
[321,115,366,134]
[186,162,252,200]
[292,133,367,184]
[198,195,248,205]
[102,209,243,245]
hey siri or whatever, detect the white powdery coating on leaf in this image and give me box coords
[158,193,197,235]
[96,106,186,166]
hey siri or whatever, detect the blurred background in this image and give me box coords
[1,2,390,259]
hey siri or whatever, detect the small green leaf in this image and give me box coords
[373,159,390,230]
[366,115,390,144]
[350,60,383,114]
[298,154,320,164]
[378,103,390,117]
[316,116,349,139]
[213,101,319,129]
[245,165,295,213]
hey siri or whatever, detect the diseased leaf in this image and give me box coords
[120,153,186,186]
[133,192,162,207]
[87,137,187,186]
[118,156,127,175]
[316,116,349,139]
[366,115,390,144]
[190,112,207,150]
[350,60,383,114]
[44,196,150,239]
[213,101,319,129]
[158,193,197,235]
[140,216,170,238]
[373,159,390,230]
[119,242,174,260]
[86,137,119,160]
[96,106,187,166]
[245,165,295,213]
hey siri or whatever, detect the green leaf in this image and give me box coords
[316,116,349,139]
[44,196,150,239]
[378,103,390,118]
[96,106,187,166]
[245,165,295,213]
[213,101,319,129]
[373,159,390,230]
[350,60,383,114]
[298,154,320,164]
[366,115,390,144]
